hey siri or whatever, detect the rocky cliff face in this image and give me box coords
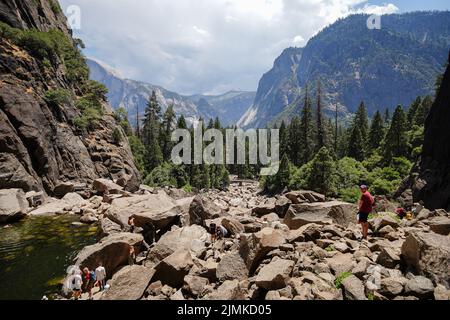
[0,0,140,195]
[239,12,450,128]
[403,53,450,210]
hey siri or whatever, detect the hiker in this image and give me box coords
[128,246,136,265]
[142,222,156,246]
[215,224,228,241]
[95,263,106,291]
[69,267,82,300]
[396,207,407,219]
[82,267,96,300]
[357,185,374,240]
[209,222,217,242]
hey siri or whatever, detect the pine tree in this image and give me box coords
[347,102,369,160]
[142,90,163,170]
[347,126,365,161]
[383,105,408,163]
[135,104,141,139]
[307,147,336,196]
[316,81,325,151]
[414,96,432,126]
[368,110,384,150]
[384,109,391,126]
[276,153,290,191]
[279,121,289,157]
[299,85,315,164]
[288,116,302,166]
[177,115,187,129]
[161,104,176,160]
[407,97,422,126]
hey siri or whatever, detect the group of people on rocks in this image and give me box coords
[66,263,106,300]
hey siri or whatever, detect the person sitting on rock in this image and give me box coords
[396,207,407,219]
[215,224,228,241]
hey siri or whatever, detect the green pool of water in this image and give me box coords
[0,215,98,300]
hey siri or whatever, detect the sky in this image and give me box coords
[59,0,450,95]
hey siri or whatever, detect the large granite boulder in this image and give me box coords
[189,195,222,226]
[0,188,29,223]
[75,232,144,277]
[101,265,155,300]
[401,231,450,287]
[152,249,194,288]
[283,201,357,229]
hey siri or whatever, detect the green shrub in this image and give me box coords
[44,88,71,105]
[0,21,21,41]
[144,163,177,187]
[73,107,102,130]
[325,245,335,252]
[112,127,122,144]
[335,272,352,289]
[49,0,62,14]
[18,29,55,60]
[339,186,361,203]
[128,135,147,176]
[182,183,193,193]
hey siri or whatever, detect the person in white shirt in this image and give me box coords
[95,263,107,291]
[69,267,83,300]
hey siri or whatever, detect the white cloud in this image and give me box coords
[59,0,400,95]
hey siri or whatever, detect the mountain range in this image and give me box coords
[238,11,450,128]
[87,59,255,127]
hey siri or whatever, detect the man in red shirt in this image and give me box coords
[358,185,374,240]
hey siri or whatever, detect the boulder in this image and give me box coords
[153,249,194,288]
[401,231,450,287]
[434,285,450,300]
[274,197,291,217]
[0,189,28,223]
[106,191,181,229]
[371,214,399,231]
[255,258,294,290]
[286,223,322,243]
[93,178,124,195]
[205,280,246,300]
[99,217,122,238]
[221,217,245,235]
[239,227,286,274]
[53,182,75,198]
[404,276,435,299]
[80,213,98,224]
[251,203,276,216]
[376,247,401,269]
[326,253,356,276]
[148,225,209,263]
[189,195,222,226]
[101,265,155,300]
[75,232,143,277]
[183,275,209,297]
[29,199,67,216]
[216,252,248,281]
[427,216,450,235]
[62,192,85,207]
[283,201,357,229]
[379,277,404,297]
[342,275,367,300]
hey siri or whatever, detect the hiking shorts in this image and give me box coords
[357,211,369,223]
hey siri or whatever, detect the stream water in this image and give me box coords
[0,215,97,300]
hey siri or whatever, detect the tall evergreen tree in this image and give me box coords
[407,96,422,126]
[299,85,315,164]
[161,104,176,160]
[384,108,391,126]
[368,110,385,150]
[383,105,408,163]
[279,121,289,157]
[347,102,369,160]
[307,147,336,196]
[177,114,187,129]
[142,90,163,170]
[288,117,302,166]
[316,81,326,151]
[414,96,432,126]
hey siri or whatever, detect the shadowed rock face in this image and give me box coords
[412,53,450,210]
[0,1,140,195]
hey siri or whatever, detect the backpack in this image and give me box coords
[209,223,217,235]
[90,271,96,281]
